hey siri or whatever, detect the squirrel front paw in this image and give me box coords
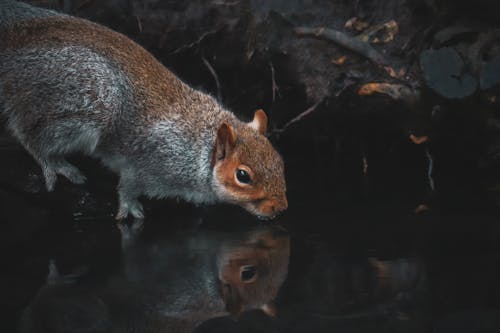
[56,162,87,185]
[42,167,57,192]
[116,199,144,220]
[40,159,86,191]
[116,219,144,249]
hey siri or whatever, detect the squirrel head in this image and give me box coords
[212,109,287,220]
[218,226,290,316]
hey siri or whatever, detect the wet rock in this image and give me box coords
[420,47,477,99]
[433,26,480,47]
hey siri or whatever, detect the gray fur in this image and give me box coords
[0,42,234,217]
[0,1,255,218]
[97,89,238,219]
[0,0,60,27]
[0,45,133,192]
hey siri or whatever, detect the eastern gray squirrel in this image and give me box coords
[20,225,290,332]
[0,0,287,219]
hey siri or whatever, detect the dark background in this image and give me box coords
[2,0,500,332]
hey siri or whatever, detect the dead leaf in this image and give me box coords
[358,82,411,100]
[331,55,347,65]
[345,17,369,31]
[368,258,390,279]
[384,66,406,79]
[357,20,399,44]
[409,134,429,145]
[414,204,430,214]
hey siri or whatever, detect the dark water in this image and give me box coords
[1,121,500,333]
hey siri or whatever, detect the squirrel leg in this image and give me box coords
[17,141,83,191]
[41,163,58,192]
[116,219,144,250]
[21,145,58,191]
[116,176,144,220]
[40,157,86,190]
[51,157,87,185]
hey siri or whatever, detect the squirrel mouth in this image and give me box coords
[256,214,277,221]
[243,203,282,221]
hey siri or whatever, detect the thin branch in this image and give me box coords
[269,61,279,103]
[75,0,95,13]
[354,0,360,16]
[202,57,222,102]
[168,30,219,55]
[425,147,435,192]
[294,26,389,66]
[362,154,368,176]
[273,100,322,134]
[212,0,240,5]
[135,15,143,33]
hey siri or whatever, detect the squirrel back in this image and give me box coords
[0,0,59,27]
[0,1,287,219]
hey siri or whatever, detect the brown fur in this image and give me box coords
[214,116,287,218]
[219,226,290,315]
[1,16,187,122]
[0,6,287,219]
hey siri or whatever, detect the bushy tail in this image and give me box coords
[0,0,60,28]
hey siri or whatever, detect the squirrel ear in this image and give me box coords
[221,283,244,316]
[215,123,237,162]
[249,109,268,135]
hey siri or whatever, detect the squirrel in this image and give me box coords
[0,0,287,220]
[20,224,290,333]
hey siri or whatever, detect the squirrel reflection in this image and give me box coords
[21,224,290,333]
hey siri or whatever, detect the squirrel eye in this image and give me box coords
[236,169,251,184]
[240,265,257,282]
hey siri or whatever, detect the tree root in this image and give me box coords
[273,99,323,135]
[294,26,389,66]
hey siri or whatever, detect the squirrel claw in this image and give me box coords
[116,199,144,220]
[117,219,143,249]
[43,168,57,192]
[60,166,87,184]
[130,205,145,219]
[41,160,86,190]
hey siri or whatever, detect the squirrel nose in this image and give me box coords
[271,197,288,214]
[281,197,288,211]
